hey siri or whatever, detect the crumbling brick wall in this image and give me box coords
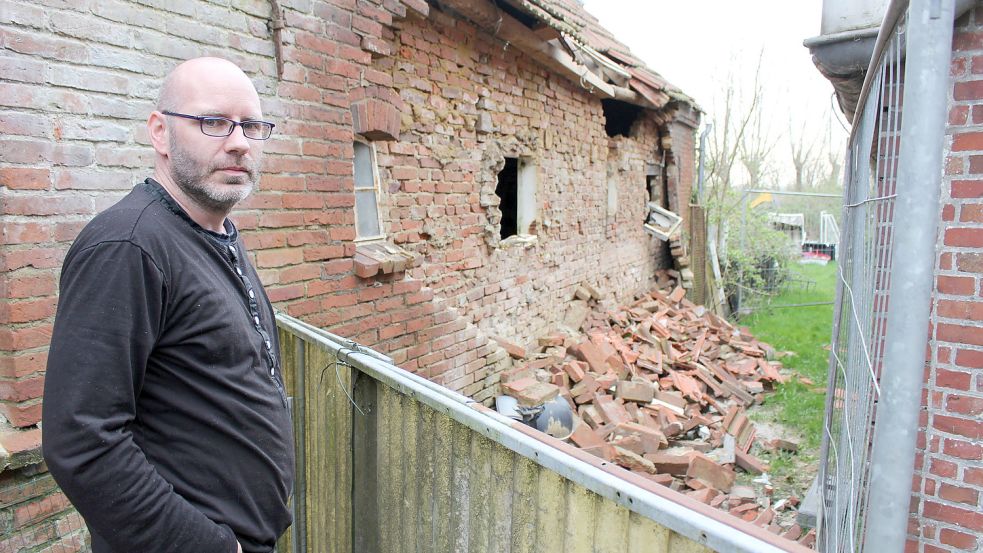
[912,6,983,552]
[0,1,696,549]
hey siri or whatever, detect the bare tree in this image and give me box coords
[788,116,820,191]
[739,100,780,188]
[705,52,765,250]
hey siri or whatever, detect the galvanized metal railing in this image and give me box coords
[818,0,955,551]
[274,313,807,553]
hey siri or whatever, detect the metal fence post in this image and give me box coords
[863,0,955,549]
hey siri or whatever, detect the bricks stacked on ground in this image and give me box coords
[0,0,700,549]
[914,7,983,553]
[499,274,814,543]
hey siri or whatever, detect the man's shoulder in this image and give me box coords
[71,181,172,252]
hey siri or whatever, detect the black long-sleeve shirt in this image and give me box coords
[43,179,295,553]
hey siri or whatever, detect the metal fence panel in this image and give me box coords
[819,16,906,551]
[818,0,954,550]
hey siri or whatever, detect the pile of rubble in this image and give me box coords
[494,274,815,546]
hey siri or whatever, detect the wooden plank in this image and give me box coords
[488,445,515,550]
[594,499,630,553]
[563,482,595,553]
[432,412,454,553]
[305,343,338,553]
[377,384,399,553]
[668,532,716,553]
[467,433,492,553]
[627,511,671,553]
[450,419,472,552]
[510,456,538,553]
[534,466,566,553]
[416,404,436,552]
[401,393,419,553]
[351,372,379,553]
[335,354,352,553]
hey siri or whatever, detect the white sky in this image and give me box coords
[583,0,850,185]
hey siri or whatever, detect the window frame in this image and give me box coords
[352,138,386,242]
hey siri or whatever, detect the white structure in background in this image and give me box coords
[767,212,807,253]
[819,211,840,245]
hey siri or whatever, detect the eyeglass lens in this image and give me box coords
[200,117,273,139]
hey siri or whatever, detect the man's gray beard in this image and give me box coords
[168,136,259,213]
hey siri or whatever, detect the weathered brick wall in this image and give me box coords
[912,6,983,552]
[0,0,696,549]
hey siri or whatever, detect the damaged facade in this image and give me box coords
[0,0,699,549]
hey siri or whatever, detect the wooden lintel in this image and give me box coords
[532,23,561,42]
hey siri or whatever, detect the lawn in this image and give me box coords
[740,261,837,453]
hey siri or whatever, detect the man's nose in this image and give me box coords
[223,124,251,154]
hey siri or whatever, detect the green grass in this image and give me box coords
[740,261,837,452]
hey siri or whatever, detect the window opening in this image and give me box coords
[601,99,643,138]
[353,140,383,240]
[496,157,519,240]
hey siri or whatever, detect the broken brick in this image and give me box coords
[613,422,666,454]
[611,446,657,473]
[781,524,803,541]
[643,452,694,475]
[616,379,655,403]
[538,334,566,347]
[493,336,527,359]
[686,454,736,492]
[594,394,632,426]
[571,341,609,374]
[686,487,720,504]
[501,378,559,407]
[734,448,769,475]
[562,361,587,382]
[569,423,605,449]
[753,508,775,527]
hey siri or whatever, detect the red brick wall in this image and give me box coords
[912,6,983,552]
[0,1,696,549]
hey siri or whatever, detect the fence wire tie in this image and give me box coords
[318,342,367,415]
[844,193,897,208]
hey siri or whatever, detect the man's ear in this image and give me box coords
[147,111,169,156]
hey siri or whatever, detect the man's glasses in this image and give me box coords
[162,111,275,140]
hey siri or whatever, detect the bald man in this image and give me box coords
[43,58,295,553]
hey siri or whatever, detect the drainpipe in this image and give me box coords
[863,0,954,550]
[697,123,712,204]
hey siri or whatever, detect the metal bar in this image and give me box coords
[743,301,835,311]
[743,189,842,198]
[274,313,796,553]
[697,123,712,203]
[863,0,954,549]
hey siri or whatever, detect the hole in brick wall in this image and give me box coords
[493,0,539,28]
[602,99,644,138]
[496,157,519,239]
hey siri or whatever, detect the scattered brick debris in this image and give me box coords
[502,275,808,538]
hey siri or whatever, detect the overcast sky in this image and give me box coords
[583,0,850,184]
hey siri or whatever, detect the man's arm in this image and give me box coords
[42,241,238,553]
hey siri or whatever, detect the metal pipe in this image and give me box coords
[743,189,841,198]
[697,123,712,203]
[863,0,954,549]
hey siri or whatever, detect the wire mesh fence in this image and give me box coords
[818,10,907,553]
